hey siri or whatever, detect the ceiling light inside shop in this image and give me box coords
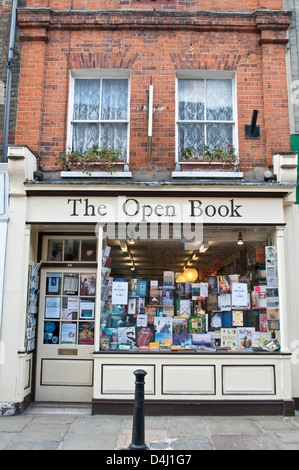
[237,232,244,245]
[183,268,198,283]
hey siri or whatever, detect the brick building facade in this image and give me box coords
[1,0,298,415]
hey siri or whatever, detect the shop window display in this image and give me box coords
[100,227,280,352]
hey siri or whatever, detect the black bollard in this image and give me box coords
[127,369,148,450]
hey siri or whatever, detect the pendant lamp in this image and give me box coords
[176,273,186,283]
[183,268,198,283]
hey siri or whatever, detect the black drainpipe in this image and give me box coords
[2,0,18,163]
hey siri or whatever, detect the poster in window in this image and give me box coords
[63,274,79,295]
[46,273,62,295]
[61,322,77,344]
[45,297,61,319]
[80,274,96,296]
[43,321,59,344]
[79,322,94,345]
[61,297,78,320]
[79,298,95,319]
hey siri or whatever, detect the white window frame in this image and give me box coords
[175,70,239,166]
[66,69,131,168]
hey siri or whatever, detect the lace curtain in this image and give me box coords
[72,78,128,158]
[178,79,233,156]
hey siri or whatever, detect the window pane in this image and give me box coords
[100,123,127,158]
[73,79,100,120]
[64,239,80,261]
[178,79,205,121]
[47,239,63,261]
[101,79,128,121]
[178,123,205,156]
[81,239,97,262]
[73,123,99,153]
[207,123,233,149]
[206,79,233,121]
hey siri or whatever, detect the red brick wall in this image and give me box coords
[16,6,291,174]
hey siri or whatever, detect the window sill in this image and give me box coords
[60,171,132,178]
[172,171,243,179]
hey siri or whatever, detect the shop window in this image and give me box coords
[68,73,130,161]
[43,272,96,345]
[176,73,237,162]
[100,226,280,353]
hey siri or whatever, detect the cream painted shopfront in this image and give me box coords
[0,147,298,415]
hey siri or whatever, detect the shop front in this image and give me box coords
[0,146,297,415]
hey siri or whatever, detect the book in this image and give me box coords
[189,314,206,333]
[193,300,206,316]
[100,334,111,350]
[173,316,189,334]
[179,299,191,316]
[232,310,244,327]
[259,313,268,332]
[136,326,155,348]
[117,326,136,345]
[206,294,218,312]
[253,332,272,348]
[208,276,218,294]
[149,288,162,305]
[192,333,212,347]
[163,271,175,286]
[191,283,201,300]
[244,310,260,329]
[136,297,146,314]
[155,332,172,345]
[218,275,231,293]
[162,305,174,317]
[137,280,148,297]
[161,287,175,306]
[154,317,173,334]
[127,298,136,315]
[129,279,138,297]
[209,311,222,330]
[145,306,157,315]
[237,327,255,348]
[218,293,231,311]
[221,311,233,328]
[78,322,94,345]
[173,333,192,347]
[221,328,237,348]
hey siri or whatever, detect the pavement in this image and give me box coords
[1,403,299,451]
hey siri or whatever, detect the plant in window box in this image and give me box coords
[179,144,237,168]
[56,144,123,174]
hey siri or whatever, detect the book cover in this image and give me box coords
[155,332,172,345]
[100,334,111,350]
[232,310,244,327]
[127,298,137,315]
[192,333,212,347]
[237,327,255,348]
[221,311,232,328]
[154,316,173,334]
[149,288,162,305]
[221,328,237,348]
[117,326,136,345]
[136,326,155,348]
[259,313,268,332]
[145,306,157,315]
[173,333,191,347]
[179,299,191,317]
[78,322,94,345]
[206,294,218,312]
[137,280,148,297]
[129,279,138,297]
[218,275,231,293]
[253,332,272,348]
[163,271,175,287]
[172,317,189,334]
[193,300,206,316]
[162,305,174,317]
[189,314,206,333]
[244,310,259,329]
[161,286,175,306]
[218,293,231,311]
[191,283,201,300]
[209,311,222,330]
[136,297,145,314]
[208,276,218,294]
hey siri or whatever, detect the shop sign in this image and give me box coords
[27,195,284,225]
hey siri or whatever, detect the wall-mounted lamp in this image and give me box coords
[237,232,244,245]
[264,170,277,182]
[245,110,260,139]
